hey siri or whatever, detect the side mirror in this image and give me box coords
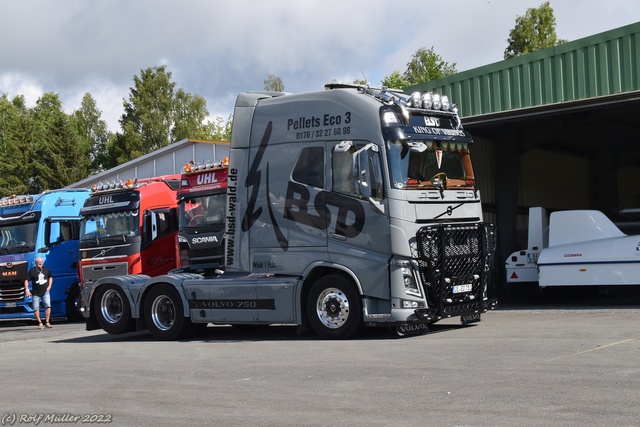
[356,150,371,198]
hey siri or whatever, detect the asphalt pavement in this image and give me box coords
[1,288,639,427]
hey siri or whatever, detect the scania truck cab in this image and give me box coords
[82,84,496,340]
[0,190,90,321]
[175,159,228,271]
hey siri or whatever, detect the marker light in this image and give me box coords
[182,160,229,174]
[409,92,422,108]
[382,110,400,125]
[0,194,35,206]
[432,94,441,110]
[421,92,433,109]
[441,95,450,111]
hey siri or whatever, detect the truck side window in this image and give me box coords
[332,145,357,196]
[292,147,324,188]
[154,209,178,238]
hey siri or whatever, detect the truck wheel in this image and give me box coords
[307,275,363,339]
[144,284,191,341]
[66,285,84,322]
[94,285,134,334]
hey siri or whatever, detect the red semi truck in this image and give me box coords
[78,175,180,290]
[175,159,229,271]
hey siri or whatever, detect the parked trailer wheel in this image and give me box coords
[307,275,363,340]
[144,284,192,341]
[94,284,134,334]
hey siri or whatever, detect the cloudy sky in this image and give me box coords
[1,0,638,132]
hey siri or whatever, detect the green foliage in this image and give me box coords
[0,92,89,195]
[171,89,211,141]
[29,93,88,192]
[264,74,284,92]
[403,46,457,85]
[0,94,31,195]
[381,71,410,90]
[381,46,456,88]
[0,64,235,192]
[504,1,567,59]
[115,65,176,166]
[204,114,234,141]
[69,93,110,174]
[106,65,233,169]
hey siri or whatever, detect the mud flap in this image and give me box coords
[395,323,429,337]
[461,313,481,325]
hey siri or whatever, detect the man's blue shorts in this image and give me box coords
[32,291,51,310]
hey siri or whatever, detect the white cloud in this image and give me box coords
[0,73,44,108]
[0,0,638,132]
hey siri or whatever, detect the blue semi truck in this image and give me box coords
[0,190,90,322]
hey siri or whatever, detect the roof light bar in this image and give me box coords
[91,179,129,193]
[181,158,229,174]
[0,194,34,206]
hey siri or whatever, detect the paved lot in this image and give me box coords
[1,290,639,427]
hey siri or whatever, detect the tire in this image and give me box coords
[306,274,363,340]
[66,285,84,322]
[144,284,192,341]
[94,284,134,334]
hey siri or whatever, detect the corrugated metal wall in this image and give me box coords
[408,22,640,117]
[69,139,230,189]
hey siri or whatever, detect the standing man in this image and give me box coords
[24,257,53,329]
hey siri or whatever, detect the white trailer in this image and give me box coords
[506,207,640,288]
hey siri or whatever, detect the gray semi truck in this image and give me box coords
[82,83,496,340]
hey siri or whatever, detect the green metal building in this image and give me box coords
[407,22,640,292]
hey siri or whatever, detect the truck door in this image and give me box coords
[247,142,330,273]
[42,218,80,287]
[142,208,178,276]
[327,141,391,300]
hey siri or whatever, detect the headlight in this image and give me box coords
[402,267,422,297]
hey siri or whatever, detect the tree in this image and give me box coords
[264,74,284,92]
[504,1,567,59]
[29,92,88,192]
[171,89,210,141]
[204,114,233,141]
[69,93,110,174]
[403,46,457,85]
[0,94,31,194]
[116,65,176,166]
[106,65,231,169]
[381,71,410,90]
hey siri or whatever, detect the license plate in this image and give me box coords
[452,283,472,294]
[4,302,17,308]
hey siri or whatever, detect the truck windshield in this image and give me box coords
[0,222,38,253]
[179,194,226,229]
[386,139,474,189]
[80,210,139,241]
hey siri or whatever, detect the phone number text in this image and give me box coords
[295,126,351,140]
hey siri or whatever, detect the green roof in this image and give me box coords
[406,22,640,118]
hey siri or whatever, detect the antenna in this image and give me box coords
[360,69,368,84]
